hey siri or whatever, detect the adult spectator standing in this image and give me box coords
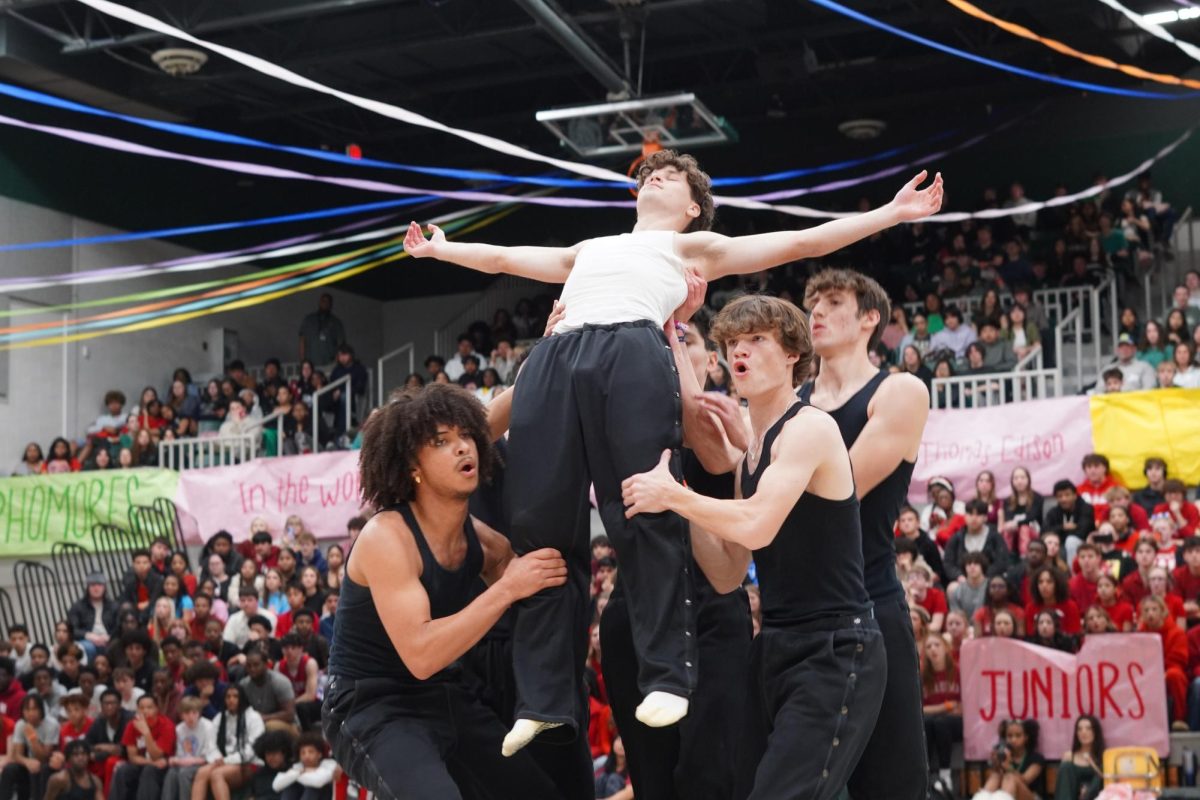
[68,574,118,662]
[1098,334,1157,391]
[298,293,345,367]
[1133,458,1169,518]
[443,334,490,381]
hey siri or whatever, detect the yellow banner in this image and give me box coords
[1089,388,1200,489]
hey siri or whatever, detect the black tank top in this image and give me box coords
[741,402,871,627]
[798,371,913,602]
[329,503,484,682]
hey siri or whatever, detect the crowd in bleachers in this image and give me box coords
[896,452,1200,797]
[0,514,357,800]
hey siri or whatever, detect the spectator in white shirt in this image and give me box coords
[443,335,488,381]
[272,732,337,800]
[1098,334,1157,391]
[223,588,277,650]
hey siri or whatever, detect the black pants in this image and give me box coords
[601,580,751,800]
[322,675,562,800]
[297,699,323,731]
[109,762,168,800]
[734,614,886,800]
[0,762,49,800]
[924,714,963,771]
[507,321,695,730]
[846,596,930,800]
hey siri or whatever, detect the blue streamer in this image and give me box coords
[0,196,433,252]
[0,78,963,189]
[805,0,1200,100]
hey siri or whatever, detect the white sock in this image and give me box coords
[500,718,563,757]
[938,768,953,788]
[634,691,689,728]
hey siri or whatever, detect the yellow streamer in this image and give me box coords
[943,0,1200,89]
[0,207,517,351]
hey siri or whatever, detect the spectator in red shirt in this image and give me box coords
[973,575,1026,638]
[1144,567,1188,630]
[991,610,1018,639]
[1069,544,1104,612]
[921,635,962,794]
[1083,605,1118,639]
[111,694,176,800]
[0,657,25,723]
[1025,567,1082,636]
[1172,537,1200,623]
[1155,480,1199,537]
[1077,453,1120,524]
[922,478,967,548]
[1139,595,1190,730]
[907,564,948,633]
[55,692,93,757]
[1122,536,1158,609]
[943,610,970,663]
[1094,574,1134,631]
[1186,623,1200,730]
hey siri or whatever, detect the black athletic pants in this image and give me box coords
[924,714,963,771]
[321,676,562,800]
[846,595,930,800]
[507,321,696,731]
[601,580,751,800]
[734,613,887,800]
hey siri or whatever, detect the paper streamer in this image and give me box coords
[1091,0,1200,64]
[0,78,962,191]
[804,0,1200,100]
[944,0,1200,88]
[0,205,518,350]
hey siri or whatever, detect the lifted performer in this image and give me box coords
[622,295,886,800]
[405,150,942,755]
[799,269,931,799]
[322,384,566,800]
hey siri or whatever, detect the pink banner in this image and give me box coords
[960,635,1168,760]
[175,451,362,543]
[911,395,1094,504]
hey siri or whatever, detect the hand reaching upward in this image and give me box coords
[403,221,444,258]
[890,170,944,222]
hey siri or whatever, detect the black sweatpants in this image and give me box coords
[924,714,963,771]
[507,321,696,730]
[735,614,887,800]
[109,762,168,800]
[322,676,562,800]
[846,596,930,800]
[601,580,751,800]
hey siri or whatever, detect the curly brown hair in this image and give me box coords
[802,268,892,351]
[635,149,715,233]
[358,384,494,509]
[708,295,813,387]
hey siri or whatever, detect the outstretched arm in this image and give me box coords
[680,171,944,280]
[404,222,579,284]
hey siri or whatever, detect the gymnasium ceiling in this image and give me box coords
[0,0,1198,298]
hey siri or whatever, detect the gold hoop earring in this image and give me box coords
[413,474,422,485]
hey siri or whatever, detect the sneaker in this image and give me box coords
[1172,720,1190,732]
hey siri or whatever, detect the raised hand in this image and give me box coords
[891,170,944,222]
[501,548,568,600]
[403,221,445,258]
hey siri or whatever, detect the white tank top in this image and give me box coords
[555,231,687,333]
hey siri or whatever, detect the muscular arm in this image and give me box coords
[404,222,579,284]
[295,659,319,704]
[473,518,515,587]
[680,171,943,280]
[852,374,929,498]
[623,412,844,550]
[353,513,564,680]
[485,384,514,442]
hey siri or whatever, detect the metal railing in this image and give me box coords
[312,373,353,450]
[1144,206,1194,320]
[251,408,288,453]
[903,293,996,319]
[157,432,259,470]
[1054,306,1086,393]
[377,342,415,406]
[1014,344,1044,372]
[930,367,1062,410]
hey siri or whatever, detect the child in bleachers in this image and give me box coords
[161,696,214,800]
[272,732,337,800]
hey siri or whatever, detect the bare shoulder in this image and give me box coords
[350,510,420,584]
[780,405,843,448]
[875,372,930,409]
[471,516,512,559]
